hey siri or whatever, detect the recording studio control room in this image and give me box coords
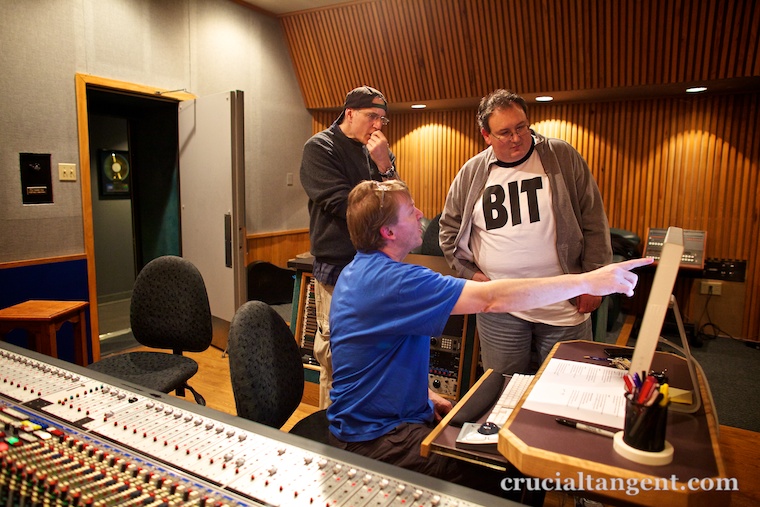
[1,1,759,506]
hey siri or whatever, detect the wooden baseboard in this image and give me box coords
[246,230,310,267]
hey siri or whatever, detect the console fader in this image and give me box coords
[0,343,514,506]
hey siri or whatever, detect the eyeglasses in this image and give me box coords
[357,111,390,126]
[372,180,388,208]
[489,123,530,143]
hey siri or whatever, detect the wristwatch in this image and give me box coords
[380,165,396,178]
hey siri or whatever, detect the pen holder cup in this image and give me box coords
[613,395,673,466]
[623,396,669,452]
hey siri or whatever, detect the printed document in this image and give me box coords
[521,358,626,429]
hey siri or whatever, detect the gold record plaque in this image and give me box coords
[98,150,131,198]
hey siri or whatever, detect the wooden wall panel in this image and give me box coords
[529,95,760,340]
[281,0,759,110]
[281,0,759,340]
[246,230,310,268]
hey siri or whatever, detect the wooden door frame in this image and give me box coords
[75,73,195,361]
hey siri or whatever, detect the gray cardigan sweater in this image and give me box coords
[439,131,612,280]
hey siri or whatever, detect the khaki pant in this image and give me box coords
[313,280,334,409]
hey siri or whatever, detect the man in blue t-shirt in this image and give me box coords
[327,180,651,494]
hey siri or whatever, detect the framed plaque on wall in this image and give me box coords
[98,149,131,199]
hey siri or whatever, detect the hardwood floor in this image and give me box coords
[136,344,320,432]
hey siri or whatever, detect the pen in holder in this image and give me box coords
[623,395,669,451]
[614,378,674,465]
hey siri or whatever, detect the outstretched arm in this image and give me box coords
[452,257,653,315]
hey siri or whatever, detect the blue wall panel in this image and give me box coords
[0,259,91,363]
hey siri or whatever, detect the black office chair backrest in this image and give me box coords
[421,213,444,256]
[130,255,213,354]
[410,216,432,254]
[228,300,305,428]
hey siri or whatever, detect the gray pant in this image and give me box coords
[477,312,592,374]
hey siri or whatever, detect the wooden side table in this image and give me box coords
[0,300,89,366]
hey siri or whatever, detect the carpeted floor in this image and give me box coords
[689,336,760,432]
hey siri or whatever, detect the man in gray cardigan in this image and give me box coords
[440,90,612,375]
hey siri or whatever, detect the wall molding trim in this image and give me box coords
[246,229,310,268]
[0,254,87,271]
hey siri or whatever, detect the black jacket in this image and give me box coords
[300,123,397,268]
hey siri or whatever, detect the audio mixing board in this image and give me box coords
[0,342,516,506]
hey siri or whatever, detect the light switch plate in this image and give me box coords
[59,163,77,181]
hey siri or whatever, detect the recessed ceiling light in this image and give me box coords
[535,96,554,102]
[411,104,426,109]
[686,87,707,93]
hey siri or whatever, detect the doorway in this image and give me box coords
[75,74,196,359]
[87,89,183,353]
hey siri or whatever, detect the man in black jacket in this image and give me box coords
[300,86,398,408]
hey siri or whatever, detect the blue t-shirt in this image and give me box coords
[327,251,466,442]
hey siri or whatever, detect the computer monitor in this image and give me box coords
[629,226,684,376]
[628,226,708,415]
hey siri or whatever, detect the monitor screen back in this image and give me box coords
[629,227,685,376]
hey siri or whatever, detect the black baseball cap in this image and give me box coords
[334,86,387,124]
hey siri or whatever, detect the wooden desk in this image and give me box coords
[717,425,760,507]
[424,341,734,506]
[0,300,89,366]
[421,369,516,472]
[499,341,727,507]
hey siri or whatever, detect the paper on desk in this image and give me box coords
[521,358,627,429]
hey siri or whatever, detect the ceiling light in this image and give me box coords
[535,96,554,102]
[411,104,426,109]
[686,87,707,93]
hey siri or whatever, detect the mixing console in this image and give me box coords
[0,342,515,506]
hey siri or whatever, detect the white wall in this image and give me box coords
[0,0,311,262]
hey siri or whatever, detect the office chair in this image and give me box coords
[409,216,431,254]
[421,213,444,256]
[88,255,213,405]
[227,300,329,441]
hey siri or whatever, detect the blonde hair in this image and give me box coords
[347,180,411,251]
